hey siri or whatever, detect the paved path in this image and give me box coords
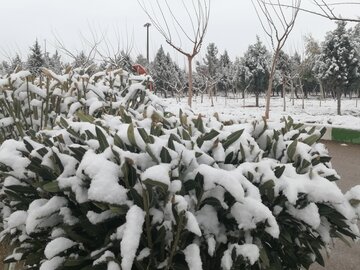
[311,141,360,270]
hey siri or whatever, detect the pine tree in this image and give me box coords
[232,57,251,98]
[219,50,231,68]
[48,51,63,74]
[204,43,219,78]
[27,40,44,76]
[218,50,233,96]
[316,21,359,114]
[302,35,322,97]
[73,51,89,68]
[0,61,9,75]
[243,36,270,107]
[276,51,291,97]
[151,46,178,97]
[9,54,23,73]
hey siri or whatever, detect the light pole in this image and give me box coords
[144,23,151,63]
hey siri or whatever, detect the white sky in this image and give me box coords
[0,0,358,64]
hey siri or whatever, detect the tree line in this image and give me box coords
[1,20,359,114]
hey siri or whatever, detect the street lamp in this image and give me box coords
[143,23,151,63]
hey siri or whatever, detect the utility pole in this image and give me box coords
[143,23,151,63]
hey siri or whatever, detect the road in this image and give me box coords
[311,141,360,270]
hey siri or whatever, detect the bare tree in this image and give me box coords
[52,31,100,71]
[270,1,360,23]
[138,0,210,108]
[83,26,135,69]
[252,0,301,119]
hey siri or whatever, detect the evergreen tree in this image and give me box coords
[48,51,63,74]
[315,21,359,114]
[302,35,322,97]
[11,54,23,72]
[276,50,291,97]
[243,36,270,107]
[219,50,231,68]
[151,46,178,97]
[232,57,251,98]
[218,50,233,96]
[349,23,360,98]
[203,43,219,78]
[73,51,89,68]
[27,40,44,76]
[0,61,8,75]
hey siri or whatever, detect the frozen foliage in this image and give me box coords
[0,65,160,144]
[0,68,359,270]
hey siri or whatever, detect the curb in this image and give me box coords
[305,124,360,144]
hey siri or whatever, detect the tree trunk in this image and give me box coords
[283,79,286,112]
[187,56,193,108]
[290,79,295,106]
[299,79,304,110]
[337,89,341,115]
[255,93,259,107]
[281,73,285,98]
[265,48,280,119]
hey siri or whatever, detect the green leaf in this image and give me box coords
[302,134,319,146]
[122,160,137,188]
[128,188,144,208]
[197,129,220,147]
[259,180,275,203]
[114,133,126,149]
[6,185,36,194]
[259,247,270,268]
[160,147,172,163]
[168,133,182,150]
[200,197,223,209]
[287,140,298,161]
[119,106,132,124]
[222,129,244,149]
[127,123,137,146]
[274,166,286,178]
[349,199,360,207]
[182,129,191,140]
[76,110,95,123]
[69,146,87,161]
[145,145,159,164]
[138,127,150,144]
[179,109,188,128]
[224,152,233,164]
[42,181,60,193]
[319,127,326,138]
[109,205,129,215]
[59,117,69,128]
[325,174,340,181]
[193,114,205,133]
[143,178,168,193]
[96,126,109,152]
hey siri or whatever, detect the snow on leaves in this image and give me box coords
[0,69,359,269]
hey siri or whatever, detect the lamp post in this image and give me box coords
[143,23,151,63]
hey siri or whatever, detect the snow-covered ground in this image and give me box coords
[163,95,360,130]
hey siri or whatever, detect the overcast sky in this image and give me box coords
[0,0,358,64]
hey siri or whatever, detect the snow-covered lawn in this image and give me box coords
[163,96,360,130]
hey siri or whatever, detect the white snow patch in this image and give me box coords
[183,244,203,270]
[44,237,76,259]
[120,205,145,270]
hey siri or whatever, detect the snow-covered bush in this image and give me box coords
[0,67,154,143]
[0,80,359,270]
